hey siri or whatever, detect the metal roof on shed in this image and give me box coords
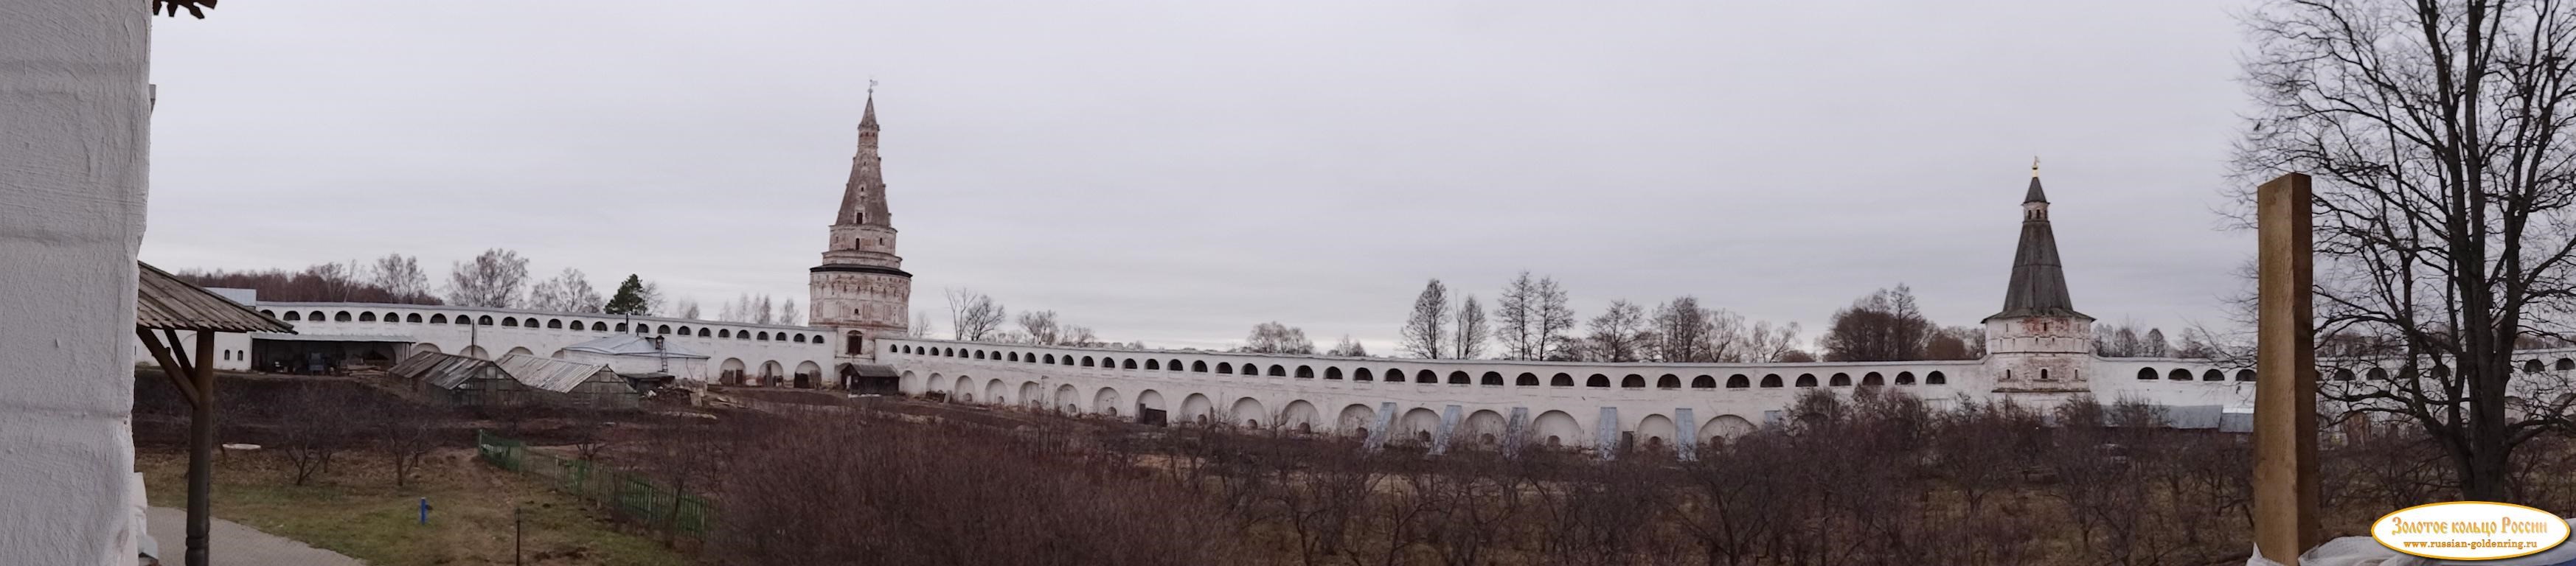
[389,351,504,389]
[494,354,614,393]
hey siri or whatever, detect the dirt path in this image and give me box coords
[145,506,364,566]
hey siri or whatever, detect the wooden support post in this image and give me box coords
[2254,172,2321,564]
[188,330,216,566]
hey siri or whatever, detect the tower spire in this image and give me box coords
[836,88,888,227]
[1989,165,2081,321]
[858,80,879,131]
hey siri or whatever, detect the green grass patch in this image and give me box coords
[140,449,692,566]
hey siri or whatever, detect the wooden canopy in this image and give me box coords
[136,262,294,334]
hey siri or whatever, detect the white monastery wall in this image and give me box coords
[879,339,2280,450]
[254,302,834,384]
[0,1,151,563]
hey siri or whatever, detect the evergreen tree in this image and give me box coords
[605,274,650,315]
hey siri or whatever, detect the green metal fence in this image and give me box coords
[476,430,714,537]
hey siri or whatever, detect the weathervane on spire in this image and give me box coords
[2031,156,2041,178]
[868,77,878,97]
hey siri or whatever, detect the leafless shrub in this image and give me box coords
[275,385,361,486]
[656,385,2567,565]
[367,397,440,487]
[710,411,1246,565]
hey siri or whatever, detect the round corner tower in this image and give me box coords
[1984,167,2094,393]
[810,94,912,385]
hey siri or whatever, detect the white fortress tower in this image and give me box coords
[1984,165,2094,394]
[810,92,913,390]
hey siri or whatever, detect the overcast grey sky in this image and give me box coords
[144,0,2254,352]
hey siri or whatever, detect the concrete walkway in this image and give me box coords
[144,507,364,565]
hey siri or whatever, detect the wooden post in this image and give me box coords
[2254,172,2320,564]
[188,331,217,566]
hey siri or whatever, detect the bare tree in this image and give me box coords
[778,298,802,325]
[1400,279,1451,358]
[1820,284,1936,362]
[175,264,438,305]
[369,397,440,488]
[2092,320,2153,357]
[1741,321,1803,363]
[277,386,358,486]
[526,268,605,313]
[372,253,433,301]
[1650,296,1717,362]
[947,288,1007,341]
[675,298,703,320]
[1496,271,1543,360]
[1704,307,1752,362]
[754,295,776,324]
[565,406,614,462]
[637,418,729,545]
[1453,295,1489,359]
[911,311,935,338]
[1493,272,1582,360]
[1533,276,1579,360]
[1243,321,1316,354]
[2237,0,2576,500]
[1018,310,1063,345]
[1326,335,1371,357]
[445,248,530,307]
[296,261,369,302]
[1923,326,1986,360]
[1061,325,1100,346]
[1583,299,1649,363]
[2140,328,2170,357]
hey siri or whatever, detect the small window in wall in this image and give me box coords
[847,331,864,355]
